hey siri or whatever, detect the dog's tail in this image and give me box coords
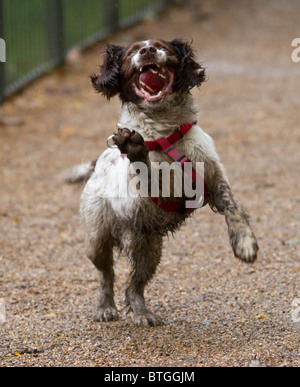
[64,160,96,184]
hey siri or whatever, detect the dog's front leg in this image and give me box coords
[209,168,259,263]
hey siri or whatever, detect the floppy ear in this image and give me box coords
[90,44,125,99]
[169,38,206,91]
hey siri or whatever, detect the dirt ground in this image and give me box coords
[0,0,299,367]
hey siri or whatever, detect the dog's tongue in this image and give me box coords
[139,68,167,94]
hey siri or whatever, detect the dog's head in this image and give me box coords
[91,39,206,106]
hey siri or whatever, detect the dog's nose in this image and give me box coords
[139,46,157,56]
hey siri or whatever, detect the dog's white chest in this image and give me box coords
[82,148,138,218]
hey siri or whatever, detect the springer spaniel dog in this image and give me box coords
[66,39,258,326]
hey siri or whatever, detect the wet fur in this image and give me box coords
[67,39,258,326]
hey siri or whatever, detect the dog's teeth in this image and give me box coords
[158,72,167,79]
[139,67,143,72]
[149,68,158,74]
[140,80,155,94]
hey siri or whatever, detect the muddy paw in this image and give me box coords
[113,127,149,162]
[93,306,119,322]
[132,310,164,327]
[231,228,259,263]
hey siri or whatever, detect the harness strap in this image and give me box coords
[145,122,196,151]
[144,122,210,215]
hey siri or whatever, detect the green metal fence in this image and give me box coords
[0,0,175,103]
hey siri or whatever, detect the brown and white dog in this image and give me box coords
[67,39,258,326]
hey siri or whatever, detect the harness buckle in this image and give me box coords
[163,145,174,154]
[175,127,184,139]
[106,134,118,149]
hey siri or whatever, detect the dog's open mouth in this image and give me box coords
[133,64,174,103]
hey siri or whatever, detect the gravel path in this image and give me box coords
[0,0,299,367]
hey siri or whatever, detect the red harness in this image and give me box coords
[144,122,210,215]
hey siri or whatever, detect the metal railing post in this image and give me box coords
[47,0,65,66]
[1,0,176,101]
[0,0,5,103]
[107,0,119,34]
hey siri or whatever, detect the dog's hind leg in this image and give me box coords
[85,234,119,322]
[80,175,119,322]
[125,233,163,327]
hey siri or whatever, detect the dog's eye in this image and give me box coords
[129,51,135,57]
[159,47,167,52]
